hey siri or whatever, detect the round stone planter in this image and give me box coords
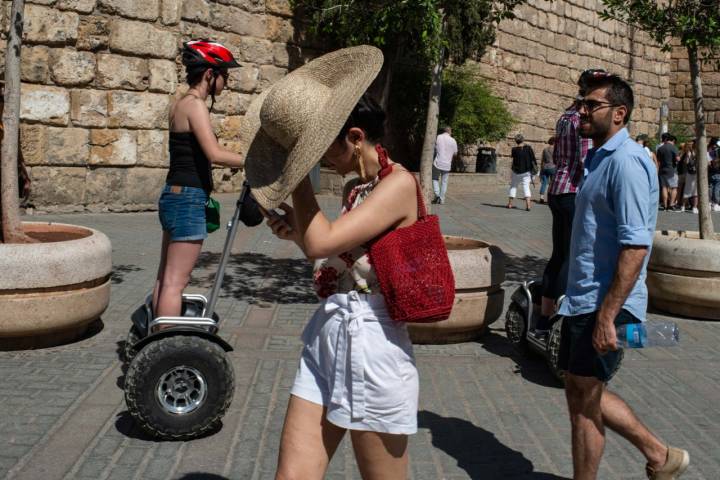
[409,236,506,344]
[0,222,112,350]
[647,230,720,321]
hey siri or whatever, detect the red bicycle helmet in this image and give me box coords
[182,40,240,69]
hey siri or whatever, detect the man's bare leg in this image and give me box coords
[565,374,605,480]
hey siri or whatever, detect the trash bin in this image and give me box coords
[476,147,496,173]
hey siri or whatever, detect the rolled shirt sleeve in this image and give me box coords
[610,154,654,247]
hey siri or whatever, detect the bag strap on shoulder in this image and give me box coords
[376,144,427,219]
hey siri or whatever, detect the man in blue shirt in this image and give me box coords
[558,73,689,480]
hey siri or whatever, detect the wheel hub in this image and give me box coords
[156,366,207,415]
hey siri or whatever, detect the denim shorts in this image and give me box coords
[158,185,208,241]
[557,309,640,382]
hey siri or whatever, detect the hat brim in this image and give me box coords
[240,46,384,210]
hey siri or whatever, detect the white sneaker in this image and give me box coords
[693,207,699,214]
[680,206,685,212]
[713,204,720,212]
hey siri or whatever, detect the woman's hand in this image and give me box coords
[265,203,300,243]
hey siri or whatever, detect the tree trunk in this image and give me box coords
[688,46,715,239]
[1,0,31,244]
[419,53,444,209]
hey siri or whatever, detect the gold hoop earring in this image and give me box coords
[354,144,366,180]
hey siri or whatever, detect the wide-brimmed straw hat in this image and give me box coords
[239,45,384,209]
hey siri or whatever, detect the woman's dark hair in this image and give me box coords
[336,94,386,144]
[187,66,209,86]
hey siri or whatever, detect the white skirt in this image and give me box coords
[291,291,419,435]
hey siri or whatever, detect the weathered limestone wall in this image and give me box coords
[668,45,720,139]
[1,0,298,212]
[473,0,671,181]
[1,0,682,209]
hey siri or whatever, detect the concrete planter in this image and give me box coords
[409,236,506,344]
[647,230,720,321]
[0,222,112,349]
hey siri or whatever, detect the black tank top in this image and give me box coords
[166,132,213,192]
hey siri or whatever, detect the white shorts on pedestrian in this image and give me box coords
[509,171,532,198]
[291,291,419,435]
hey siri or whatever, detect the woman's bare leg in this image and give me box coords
[351,430,409,480]
[275,395,346,480]
[154,239,203,318]
[152,231,171,313]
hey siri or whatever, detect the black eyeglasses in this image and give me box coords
[577,98,619,113]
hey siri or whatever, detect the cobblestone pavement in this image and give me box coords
[2,187,719,480]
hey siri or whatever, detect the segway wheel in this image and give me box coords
[124,335,234,440]
[546,318,565,383]
[505,304,529,355]
[123,326,143,363]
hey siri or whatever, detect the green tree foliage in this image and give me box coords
[600,1,719,55]
[600,0,718,238]
[292,0,523,66]
[440,66,514,145]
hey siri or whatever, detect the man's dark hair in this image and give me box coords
[661,132,671,142]
[337,93,386,143]
[548,136,555,145]
[584,74,634,124]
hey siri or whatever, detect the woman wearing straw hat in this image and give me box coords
[241,46,419,479]
[151,40,245,320]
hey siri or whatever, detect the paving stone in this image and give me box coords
[2,189,719,479]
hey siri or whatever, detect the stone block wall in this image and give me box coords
[0,0,695,209]
[472,0,671,182]
[668,44,720,139]
[1,0,298,212]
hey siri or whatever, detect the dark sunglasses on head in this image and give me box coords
[581,68,611,79]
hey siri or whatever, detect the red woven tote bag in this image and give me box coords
[368,145,455,323]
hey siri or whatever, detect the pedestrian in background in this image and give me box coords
[657,133,680,211]
[636,134,659,171]
[538,136,556,204]
[507,133,536,211]
[681,140,698,214]
[709,137,720,212]
[537,69,596,332]
[432,126,458,204]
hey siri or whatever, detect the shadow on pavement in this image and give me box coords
[111,264,144,284]
[114,411,223,441]
[192,252,316,304]
[504,255,547,284]
[176,475,230,480]
[476,329,562,389]
[418,410,570,479]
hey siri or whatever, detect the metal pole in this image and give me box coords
[203,182,250,321]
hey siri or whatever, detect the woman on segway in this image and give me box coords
[151,40,245,320]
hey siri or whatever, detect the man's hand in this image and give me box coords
[592,314,618,354]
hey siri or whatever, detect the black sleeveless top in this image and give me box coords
[166,132,213,192]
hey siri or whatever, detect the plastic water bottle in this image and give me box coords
[616,322,679,348]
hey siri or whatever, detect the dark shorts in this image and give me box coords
[158,185,208,241]
[558,309,640,382]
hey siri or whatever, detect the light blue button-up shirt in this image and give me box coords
[559,128,659,321]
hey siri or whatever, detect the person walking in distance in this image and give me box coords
[558,72,689,480]
[536,70,596,332]
[507,134,536,211]
[539,136,556,204]
[432,126,458,204]
[657,133,681,211]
